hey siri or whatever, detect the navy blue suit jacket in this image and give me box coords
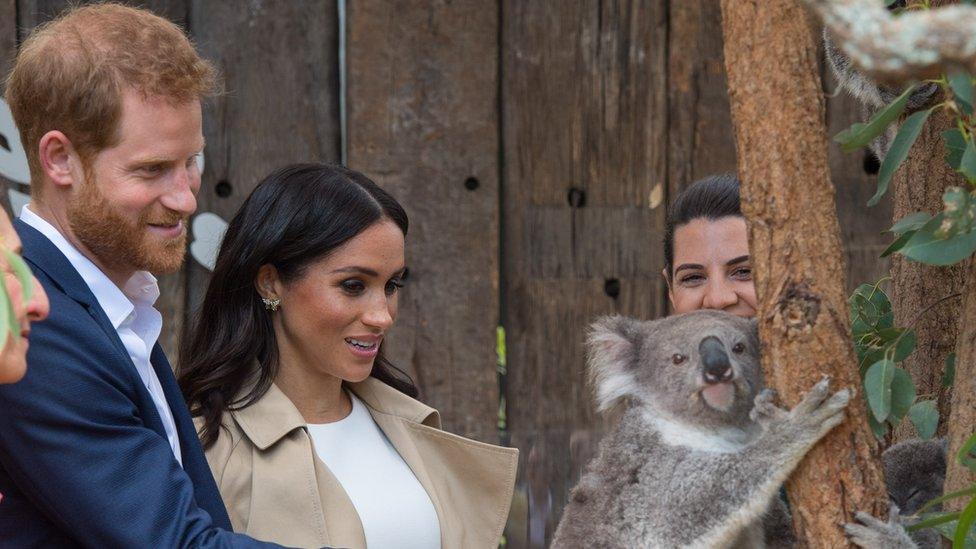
[0,220,284,548]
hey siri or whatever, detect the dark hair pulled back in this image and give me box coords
[178,163,417,449]
[663,173,742,278]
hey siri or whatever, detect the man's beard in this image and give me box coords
[68,174,188,275]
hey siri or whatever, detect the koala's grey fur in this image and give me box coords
[551,310,850,548]
[846,438,947,549]
[822,0,940,161]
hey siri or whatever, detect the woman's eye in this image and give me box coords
[340,280,366,294]
[679,273,705,285]
[731,267,752,280]
[384,278,404,296]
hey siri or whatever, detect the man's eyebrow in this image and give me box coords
[726,255,750,266]
[674,263,704,274]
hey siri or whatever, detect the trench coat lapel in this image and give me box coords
[351,379,519,549]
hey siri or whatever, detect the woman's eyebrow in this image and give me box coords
[330,266,379,276]
[725,255,750,266]
[674,263,704,274]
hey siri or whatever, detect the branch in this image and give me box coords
[804,0,976,83]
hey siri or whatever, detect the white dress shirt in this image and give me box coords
[19,205,183,465]
[307,392,441,549]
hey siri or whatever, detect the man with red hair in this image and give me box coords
[0,4,291,547]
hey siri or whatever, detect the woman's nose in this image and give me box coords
[26,278,49,322]
[702,279,739,310]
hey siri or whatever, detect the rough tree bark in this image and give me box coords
[890,105,966,442]
[719,1,889,547]
[945,258,976,510]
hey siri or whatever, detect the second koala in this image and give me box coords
[551,310,850,548]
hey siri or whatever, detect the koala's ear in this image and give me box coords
[587,315,641,413]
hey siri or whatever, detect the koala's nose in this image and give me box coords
[699,336,733,384]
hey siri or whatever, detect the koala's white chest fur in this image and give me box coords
[643,411,757,454]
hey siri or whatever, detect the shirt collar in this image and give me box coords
[19,205,157,328]
[232,374,439,451]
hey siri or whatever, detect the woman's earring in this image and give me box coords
[262,297,281,312]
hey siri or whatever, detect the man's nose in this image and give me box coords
[160,166,199,216]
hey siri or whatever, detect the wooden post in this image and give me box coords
[720,1,889,546]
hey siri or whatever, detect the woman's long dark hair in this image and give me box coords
[178,163,418,449]
[663,173,742,279]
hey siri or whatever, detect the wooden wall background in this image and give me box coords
[0,1,892,546]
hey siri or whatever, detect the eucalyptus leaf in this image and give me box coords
[865,358,895,422]
[943,128,967,171]
[954,496,976,548]
[909,400,939,439]
[950,72,975,116]
[889,367,916,422]
[867,411,887,439]
[0,273,12,351]
[932,519,976,548]
[849,284,894,336]
[893,329,916,362]
[944,352,957,388]
[961,139,976,184]
[881,230,917,258]
[835,84,917,154]
[871,108,934,206]
[889,212,933,235]
[960,432,976,473]
[901,213,976,266]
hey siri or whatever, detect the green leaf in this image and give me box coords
[865,358,895,422]
[955,496,976,548]
[918,486,976,516]
[960,432,976,472]
[950,73,975,116]
[961,140,976,184]
[871,108,935,206]
[890,212,934,235]
[0,273,11,352]
[893,329,917,362]
[944,129,968,171]
[944,352,957,388]
[867,411,888,439]
[901,213,976,266]
[889,367,916,422]
[910,511,961,532]
[881,230,917,258]
[835,84,918,154]
[909,400,939,439]
[849,284,894,337]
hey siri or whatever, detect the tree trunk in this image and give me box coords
[720,2,889,546]
[944,257,976,511]
[890,107,967,442]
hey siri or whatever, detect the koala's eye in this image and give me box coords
[732,342,745,354]
[672,353,687,365]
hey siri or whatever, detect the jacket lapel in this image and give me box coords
[151,347,233,530]
[352,379,519,548]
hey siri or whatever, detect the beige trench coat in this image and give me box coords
[200,377,519,549]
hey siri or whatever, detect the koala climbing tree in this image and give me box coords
[719,1,889,547]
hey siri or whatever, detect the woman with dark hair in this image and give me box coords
[178,163,517,549]
[662,173,756,318]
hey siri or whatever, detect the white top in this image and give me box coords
[307,392,441,549]
[19,205,183,465]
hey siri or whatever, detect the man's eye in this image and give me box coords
[141,164,165,175]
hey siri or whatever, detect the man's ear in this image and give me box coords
[254,264,282,301]
[37,130,82,189]
[587,315,642,413]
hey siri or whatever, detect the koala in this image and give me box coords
[822,0,940,161]
[846,438,947,549]
[551,310,850,548]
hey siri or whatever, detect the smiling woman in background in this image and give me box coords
[663,173,756,318]
[178,163,518,549]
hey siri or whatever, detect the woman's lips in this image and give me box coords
[345,336,380,359]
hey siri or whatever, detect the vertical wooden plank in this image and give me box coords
[0,0,18,216]
[186,0,341,359]
[345,0,500,443]
[667,1,737,194]
[501,2,668,546]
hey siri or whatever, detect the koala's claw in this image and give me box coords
[844,506,917,549]
[750,389,787,424]
[793,377,832,416]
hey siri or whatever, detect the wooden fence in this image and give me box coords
[0,1,892,546]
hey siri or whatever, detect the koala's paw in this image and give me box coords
[750,389,788,426]
[844,506,918,549]
[789,377,850,440]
